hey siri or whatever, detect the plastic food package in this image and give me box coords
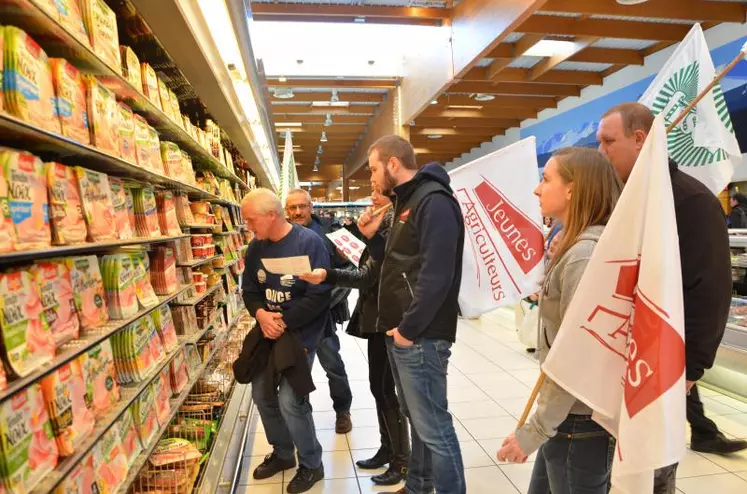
[180,150,197,185]
[132,116,150,170]
[131,253,159,309]
[152,304,178,353]
[170,347,189,395]
[175,193,194,226]
[117,103,137,164]
[91,426,129,494]
[157,77,171,118]
[156,191,181,236]
[0,26,5,112]
[1,148,51,251]
[53,452,97,494]
[101,254,139,320]
[150,245,178,296]
[67,255,108,330]
[184,343,201,371]
[154,365,172,424]
[50,58,89,145]
[46,162,87,245]
[109,177,133,240]
[120,45,141,90]
[160,141,182,179]
[112,314,163,384]
[0,269,55,377]
[140,63,160,109]
[0,150,16,253]
[3,27,60,134]
[75,166,116,242]
[124,185,135,229]
[169,89,181,126]
[78,339,120,418]
[114,408,143,469]
[84,76,119,155]
[81,0,121,71]
[149,438,200,468]
[132,187,160,238]
[131,383,159,447]
[149,126,166,175]
[0,383,59,493]
[31,259,80,346]
[40,359,95,456]
[56,0,90,46]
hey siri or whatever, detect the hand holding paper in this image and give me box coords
[261,256,312,276]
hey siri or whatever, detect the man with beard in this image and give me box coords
[357,135,466,494]
[285,188,354,434]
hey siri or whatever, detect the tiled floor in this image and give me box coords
[238,303,747,493]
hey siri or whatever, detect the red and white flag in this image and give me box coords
[449,137,545,318]
[542,115,686,493]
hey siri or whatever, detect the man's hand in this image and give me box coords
[358,207,385,239]
[299,269,328,285]
[686,380,696,393]
[256,309,286,340]
[386,327,414,347]
[497,433,528,463]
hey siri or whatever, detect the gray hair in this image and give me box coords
[286,188,312,206]
[242,188,283,215]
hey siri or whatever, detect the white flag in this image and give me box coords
[448,137,544,318]
[279,130,299,204]
[640,24,741,194]
[542,115,686,493]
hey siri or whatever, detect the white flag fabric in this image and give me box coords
[542,116,686,493]
[279,130,299,205]
[640,23,741,194]
[448,137,545,318]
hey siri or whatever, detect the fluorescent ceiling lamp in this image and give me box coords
[427,134,442,139]
[349,186,360,190]
[273,88,294,99]
[448,105,483,110]
[472,93,495,102]
[312,101,350,107]
[616,0,649,4]
[276,122,303,127]
[430,100,438,105]
[525,39,578,58]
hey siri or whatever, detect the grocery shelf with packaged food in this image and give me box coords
[0,0,266,492]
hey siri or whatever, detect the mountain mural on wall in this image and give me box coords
[524,36,747,169]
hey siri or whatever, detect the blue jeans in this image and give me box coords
[528,415,614,494]
[251,353,323,469]
[316,327,353,415]
[387,337,465,494]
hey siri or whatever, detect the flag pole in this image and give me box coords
[666,48,746,134]
[517,373,545,428]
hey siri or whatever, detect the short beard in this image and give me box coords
[380,168,397,196]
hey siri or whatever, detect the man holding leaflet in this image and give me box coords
[240,188,331,494]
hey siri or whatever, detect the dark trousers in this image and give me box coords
[368,333,409,461]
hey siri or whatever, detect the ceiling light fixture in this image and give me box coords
[278,75,287,83]
[320,132,328,143]
[273,87,294,99]
[430,100,438,105]
[354,16,366,23]
[275,122,303,127]
[324,114,333,127]
[427,134,443,139]
[311,101,349,107]
[331,89,340,103]
[472,93,495,102]
[525,39,578,58]
[616,0,649,5]
[448,105,483,110]
[313,164,319,172]
[317,145,323,154]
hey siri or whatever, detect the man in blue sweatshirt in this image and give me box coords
[241,188,332,494]
[358,135,466,494]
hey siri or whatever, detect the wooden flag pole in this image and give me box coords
[371,203,393,216]
[666,49,746,134]
[518,373,546,428]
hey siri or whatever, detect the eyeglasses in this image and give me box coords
[286,204,310,212]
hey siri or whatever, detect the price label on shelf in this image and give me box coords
[326,228,366,267]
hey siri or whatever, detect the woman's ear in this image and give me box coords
[565,182,573,202]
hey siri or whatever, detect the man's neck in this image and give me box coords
[269,221,293,242]
[394,170,417,191]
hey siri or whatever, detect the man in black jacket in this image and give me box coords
[597,103,745,493]
[358,135,466,494]
[286,188,354,434]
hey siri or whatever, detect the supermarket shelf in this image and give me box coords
[210,197,241,208]
[0,284,191,404]
[183,223,218,230]
[171,282,222,306]
[213,230,241,236]
[0,233,190,264]
[730,235,747,248]
[0,0,248,189]
[177,255,221,269]
[181,312,221,347]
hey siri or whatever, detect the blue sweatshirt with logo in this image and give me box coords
[241,223,333,351]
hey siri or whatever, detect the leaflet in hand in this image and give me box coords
[261,256,312,276]
[326,228,365,266]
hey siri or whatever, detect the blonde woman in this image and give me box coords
[498,147,623,494]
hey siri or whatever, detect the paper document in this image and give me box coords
[261,256,312,276]
[326,228,366,266]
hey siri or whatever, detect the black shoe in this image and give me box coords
[286,465,325,493]
[371,463,407,485]
[335,412,353,434]
[691,434,747,455]
[356,447,392,470]
[253,453,296,480]
[526,348,536,353]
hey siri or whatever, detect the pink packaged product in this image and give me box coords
[117,102,137,164]
[152,304,178,354]
[46,162,87,245]
[78,338,120,418]
[1,148,51,251]
[149,246,178,296]
[169,347,189,394]
[31,259,80,347]
[108,177,134,240]
[84,75,119,156]
[154,365,172,424]
[0,155,16,253]
[190,234,211,247]
[53,452,97,494]
[67,255,109,330]
[50,58,90,145]
[156,190,181,236]
[75,166,116,242]
[174,193,194,226]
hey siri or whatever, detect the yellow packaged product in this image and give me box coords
[157,77,171,118]
[160,142,183,179]
[81,0,120,70]
[50,58,90,145]
[56,0,90,47]
[119,45,141,90]
[140,62,160,109]
[85,76,119,155]
[169,88,181,126]
[149,125,166,175]
[133,114,152,170]
[0,26,4,112]
[117,102,136,164]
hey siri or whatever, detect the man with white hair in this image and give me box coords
[240,188,332,493]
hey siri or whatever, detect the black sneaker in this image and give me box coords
[286,465,324,493]
[253,453,296,480]
[691,435,747,455]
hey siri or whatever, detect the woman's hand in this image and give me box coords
[496,433,528,463]
[299,269,328,285]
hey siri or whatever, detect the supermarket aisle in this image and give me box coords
[238,306,747,494]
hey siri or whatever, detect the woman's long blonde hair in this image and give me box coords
[547,147,623,271]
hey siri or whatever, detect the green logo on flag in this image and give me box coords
[650,62,733,168]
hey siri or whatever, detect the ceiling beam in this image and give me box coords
[487,44,644,66]
[415,116,519,128]
[275,115,372,124]
[518,15,693,42]
[463,67,603,85]
[268,92,385,104]
[253,14,444,27]
[487,34,544,82]
[422,107,540,120]
[271,105,377,116]
[275,127,365,135]
[539,0,746,23]
[249,5,451,23]
[268,78,398,89]
[410,127,506,137]
[449,81,582,97]
[434,94,558,109]
[529,36,599,80]
[411,134,499,144]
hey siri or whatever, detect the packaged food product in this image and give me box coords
[50,58,89,145]
[117,102,137,164]
[31,259,79,346]
[150,246,178,295]
[75,166,116,241]
[170,347,189,394]
[40,359,95,456]
[169,89,181,126]
[184,344,201,371]
[149,438,200,467]
[151,304,178,353]
[3,27,60,134]
[109,177,133,240]
[149,126,166,175]
[159,141,182,179]
[175,193,194,226]
[67,255,108,330]
[190,201,210,215]
[191,234,211,247]
[140,63,160,109]
[101,254,139,320]
[0,383,59,493]
[0,26,4,114]
[194,282,206,294]
[91,426,128,494]
[119,45,141,90]
[78,339,120,417]
[46,162,87,245]
[84,76,119,155]
[0,268,55,378]
[133,114,152,170]
[180,150,196,184]
[114,408,143,469]
[0,153,16,253]
[30,0,59,20]
[1,148,51,250]
[154,366,172,424]
[131,253,159,309]
[124,185,135,229]
[156,191,181,236]
[157,77,171,118]
[53,452,97,494]
[56,0,90,47]
[131,383,159,447]
[81,0,121,71]
[132,187,160,238]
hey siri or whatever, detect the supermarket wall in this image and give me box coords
[446,22,747,180]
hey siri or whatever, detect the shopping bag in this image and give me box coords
[517,302,539,349]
